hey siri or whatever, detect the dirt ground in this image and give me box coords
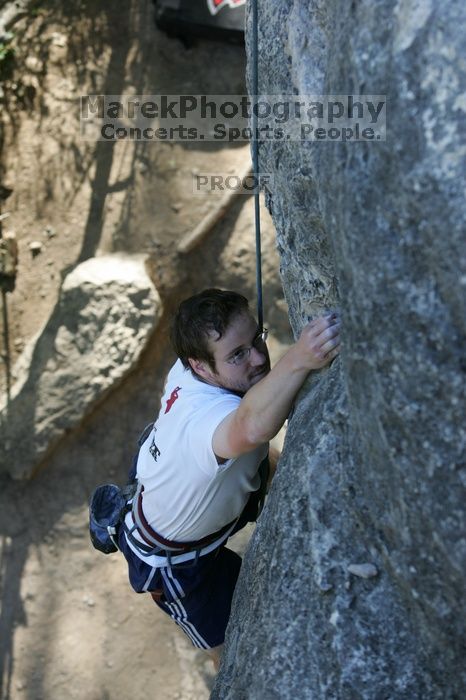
[0,2,291,699]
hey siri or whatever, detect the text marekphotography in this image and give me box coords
[80,94,387,142]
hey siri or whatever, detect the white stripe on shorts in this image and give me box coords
[142,565,157,592]
[165,567,185,598]
[161,569,180,601]
[165,600,210,649]
[161,570,210,649]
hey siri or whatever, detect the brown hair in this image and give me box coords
[171,288,249,371]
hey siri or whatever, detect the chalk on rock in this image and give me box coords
[347,563,379,579]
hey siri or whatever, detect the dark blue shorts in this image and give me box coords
[117,485,263,649]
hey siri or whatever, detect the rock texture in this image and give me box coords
[212,1,466,699]
[0,254,161,479]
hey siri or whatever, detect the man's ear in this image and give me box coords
[188,357,211,379]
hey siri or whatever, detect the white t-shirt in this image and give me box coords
[136,360,268,541]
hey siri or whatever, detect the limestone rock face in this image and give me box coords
[212,1,466,698]
[0,255,161,479]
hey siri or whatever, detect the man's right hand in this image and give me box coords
[293,313,341,371]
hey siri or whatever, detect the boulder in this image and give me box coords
[213,1,466,698]
[0,254,161,479]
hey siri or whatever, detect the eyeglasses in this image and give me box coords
[226,328,269,366]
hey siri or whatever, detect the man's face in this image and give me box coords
[191,312,271,395]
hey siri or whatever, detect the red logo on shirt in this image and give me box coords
[165,386,181,414]
[207,0,245,16]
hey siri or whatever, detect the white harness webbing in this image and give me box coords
[123,510,238,568]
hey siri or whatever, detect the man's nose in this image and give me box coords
[249,346,266,366]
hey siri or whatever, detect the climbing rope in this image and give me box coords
[251,0,263,330]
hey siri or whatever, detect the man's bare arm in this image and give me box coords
[212,315,340,459]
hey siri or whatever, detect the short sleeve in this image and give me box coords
[186,394,240,476]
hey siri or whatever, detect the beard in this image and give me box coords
[215,360,271,397]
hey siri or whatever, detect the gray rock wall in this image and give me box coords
[213,1,466,698]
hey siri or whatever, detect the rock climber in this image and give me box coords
[118,288,340,670]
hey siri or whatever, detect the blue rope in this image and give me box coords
[251,0,263,330]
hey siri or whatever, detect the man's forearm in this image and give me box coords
[234,346,310,445]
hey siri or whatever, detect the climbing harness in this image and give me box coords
[89,477,239,564]
[89,422,244,564]
[124,480,239,567]
[89,446,270,564]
